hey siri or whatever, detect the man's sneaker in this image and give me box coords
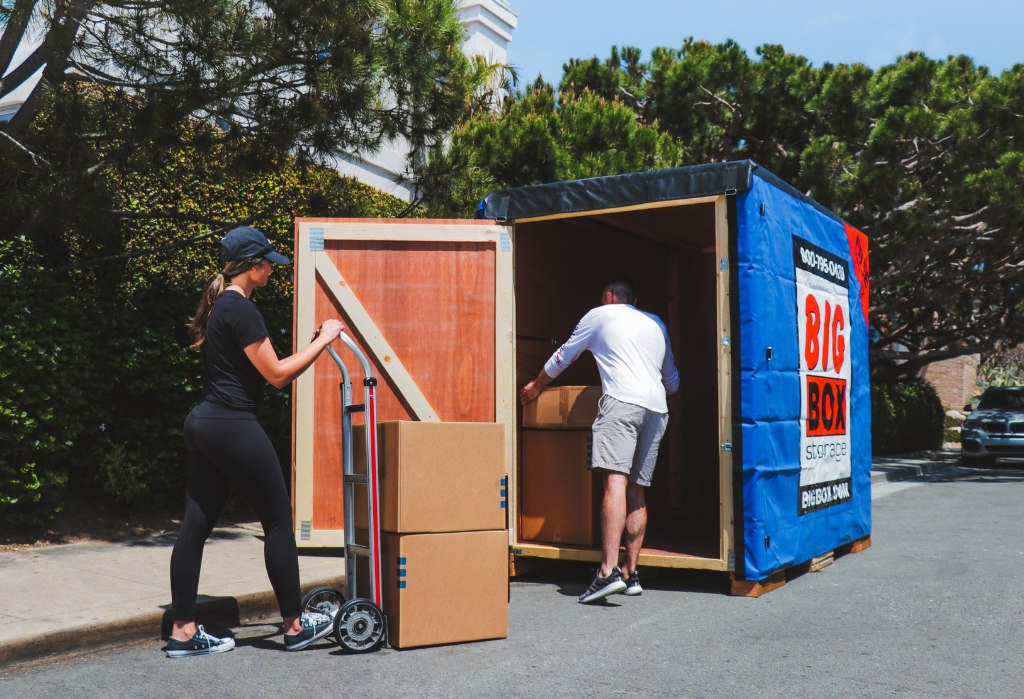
[284,611,334,651]
[622,569,643,596]
[578,566,627,603]
[165,625,235,658]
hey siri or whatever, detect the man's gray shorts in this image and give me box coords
[590,395,669,487]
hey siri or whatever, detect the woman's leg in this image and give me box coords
[195,417,302,626]
[169,413,230,638]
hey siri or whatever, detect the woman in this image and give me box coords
[166,225,341,657]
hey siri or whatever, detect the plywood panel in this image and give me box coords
[321,240,496,421]
[309,240,497,531]
[310,286,349,531]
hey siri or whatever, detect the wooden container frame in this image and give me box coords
[506,195,733,573]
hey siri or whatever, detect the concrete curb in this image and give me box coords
[0,575,345,668]
[870,461,964,487]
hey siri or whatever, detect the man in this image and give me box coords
[520,275,679,603]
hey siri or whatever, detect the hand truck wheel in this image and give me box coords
[301,586,345,618]
[333,598,386,653]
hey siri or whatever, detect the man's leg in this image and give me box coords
[622,483,647,576]
[599,470,628,577]
[621,408,667,580]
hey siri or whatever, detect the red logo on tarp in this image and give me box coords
[803,293,846,373]
[844,223,869,330]
[806,375,847,436]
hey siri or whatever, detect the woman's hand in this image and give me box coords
[313,319,345,343]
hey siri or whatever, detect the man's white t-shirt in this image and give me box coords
[544,304,680,414]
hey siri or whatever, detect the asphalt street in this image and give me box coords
[3,463,1023,698]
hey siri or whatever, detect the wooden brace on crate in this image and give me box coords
[314,253,439,422]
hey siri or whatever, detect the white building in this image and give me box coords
[334,0,518,200]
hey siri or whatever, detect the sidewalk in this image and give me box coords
[0,523,345,667]
[0,450,964,668]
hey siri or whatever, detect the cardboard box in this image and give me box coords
[381,530,508,649]
[522,386,601,429]
[353,421,506,533]
[519,429,599,546]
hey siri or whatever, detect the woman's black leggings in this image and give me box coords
[170,401,301,621]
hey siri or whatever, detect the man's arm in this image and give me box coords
[519,309,596,404]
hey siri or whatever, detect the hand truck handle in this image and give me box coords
[326,332,374,384]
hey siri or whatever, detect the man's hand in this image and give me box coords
[520,369,555,405]
[520,381,541,405]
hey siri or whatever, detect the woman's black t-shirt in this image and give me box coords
[202,291,270,411]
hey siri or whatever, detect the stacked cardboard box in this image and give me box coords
[353,421,507,649]
[522,385,601,429]
[520,386,602,546]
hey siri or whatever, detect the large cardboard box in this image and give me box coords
[352,421,507,533]
[521,386,601,429]
[519,429,599,546]
[381,530,508,649]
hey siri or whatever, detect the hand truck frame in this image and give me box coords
[300,332,387,653]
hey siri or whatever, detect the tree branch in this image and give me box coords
[48,212,265,275]
[0,43,47,100]
[5,0,98,137]
[0,0,37,79]
[0,128,57,171]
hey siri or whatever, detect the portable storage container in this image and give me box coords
[291,160,872,589]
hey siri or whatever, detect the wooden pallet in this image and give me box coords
[730,534,872,597]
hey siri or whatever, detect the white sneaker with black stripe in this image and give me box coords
[622,569,643,596]
[165,625,235,658]
[284,611,334,651]
[579,566,627,603]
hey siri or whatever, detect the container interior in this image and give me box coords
[514,200,723,561]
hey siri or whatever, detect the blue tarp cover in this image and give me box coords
[734,172,871,580]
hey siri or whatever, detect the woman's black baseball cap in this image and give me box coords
[220,226,290,265]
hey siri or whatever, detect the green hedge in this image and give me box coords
[0,239,89,526]
[1,136,416,527]
[871,378,945,455]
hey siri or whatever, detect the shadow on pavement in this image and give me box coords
[231,625,287,652]
[124,527,253,548]
[514,559,730,598]
[934,459,1024,484]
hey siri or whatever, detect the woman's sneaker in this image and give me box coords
[284,611,334,651]
[578,566,627,603]
[165,625,235,658]
[622,569,643,596]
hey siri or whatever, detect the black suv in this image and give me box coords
[961,386,1024,465]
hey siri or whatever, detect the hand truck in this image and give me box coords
[300,331,387,653]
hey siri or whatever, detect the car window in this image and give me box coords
[977,390,1024,410]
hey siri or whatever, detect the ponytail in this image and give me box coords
[188,273,227,348]
[188,256,263,348]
